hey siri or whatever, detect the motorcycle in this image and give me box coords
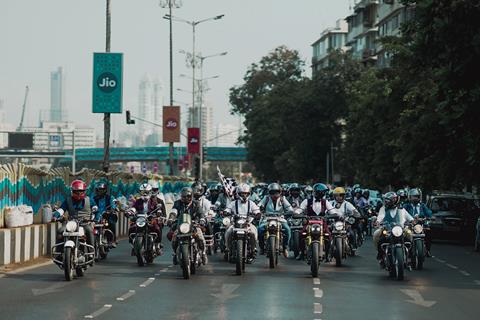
[93,210,117,262]
[263,215,284,269]
[215,213,231,260]
[289,214,303,258]
[303,216,325,277]
[366,206,377,236]
[230,216,255,275]
[410,218,429,270]
[52,217,95,281]
[204,207,216,256]
[327,216,348,266]
[129,207,164,267]
[345,215,359,256]
[176,213,202,279]
[379,223,411,280]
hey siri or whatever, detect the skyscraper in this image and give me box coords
[50,67,65,122]
[138,75,164,145]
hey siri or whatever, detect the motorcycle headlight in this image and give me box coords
[237,218,246,225]
[222,217,230,226]
[334,221,344,231]
[293,219,302,226]
[312,224,321,233]
[136,217,146,228]
[66,221,78,232]
[179,222,190,234]
[269,220,277,228]
[413,224,423,234]
[392,226,403,237]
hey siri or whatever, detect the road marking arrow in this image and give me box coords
[32,282,72,296]
[210,284,240,303]
[400,289,436,307]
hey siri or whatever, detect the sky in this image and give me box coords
[0,0,351,140]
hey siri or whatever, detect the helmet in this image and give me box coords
[289,183,301,197]
[409,188,421,203]
[333,187,346,195]
[352,184,361,191]
[236,183,251,202]
[215,183,223,192]
[354,187,362,195]
[397,189,407,197]
[384,191,399,209]
[71,180,87,201]
[313,183,328,200]
[180,187,193,204]
[151,181,160,195]
[139,183,152,199]
[304,185,313,195]
[95,182,107,196]
[362,189,370,199]
[192,183,204,200]
[268,183,282,194]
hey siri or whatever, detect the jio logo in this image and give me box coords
[97,72,117,93]
[165,118,178,130]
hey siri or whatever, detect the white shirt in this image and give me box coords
[376,207,414,227]
[259,196,293,215]
[331,200,359,217]
[225,199,260,217]
[197,196,213,216]
[300,198,340,216]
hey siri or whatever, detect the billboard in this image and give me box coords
[8,133,34,149]
[163,106,180,142]
[188,128,200,154]
[92,52,123,113]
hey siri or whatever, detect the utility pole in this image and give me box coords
[102,0,111,173]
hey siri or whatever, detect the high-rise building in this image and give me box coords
[50,67,65,122]
[152,79,164,139]
[311,19,349,74]
[138,76,164,145]
[200,103,213,146]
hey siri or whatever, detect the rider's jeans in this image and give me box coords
[258,221,291,248]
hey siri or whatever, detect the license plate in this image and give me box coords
[63,232,81,236]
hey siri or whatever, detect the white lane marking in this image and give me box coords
[210,284,240,302]
[446,263,458,270]
[139,277,155,287]
[313,278,320,285]
[435,258,446,263]
[159,268,169,272]
[459,270,471,276]
[154,273,160,276]
[313,287,323,298]
[116,290,136,301]
[474,280,480,285]
[84,304,112,318]
[400,289,436,308]
[314,303,323,314]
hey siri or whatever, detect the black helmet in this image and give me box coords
[384,192,398,209]
[180,187,193,203]
[95,182,107,196]
[191,183,204,200]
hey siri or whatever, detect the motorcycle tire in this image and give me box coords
[394,246,405,281]
[64,247,74,281]
[134,236,144,267]
[181,244,190,279]
[415,239,425,270]
[335,237,343,267]
[99,245,107,260]
[190,247,197,275]
[292,232,300,258]
[236,239,243,275]
[311,242,319,278]
[268,236,276,269]
[75,266,84,277]
[94,239,100,262]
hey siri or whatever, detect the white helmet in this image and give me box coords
[151,181,160,195]
[139,183,152,199]
[236,183,251,202]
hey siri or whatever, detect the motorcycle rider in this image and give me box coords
[214,185,231,212]
[52,180,95,256]
[304,185,314,200]
[403,188,433,256]
[224,184,260,263]
[128,183,164,253]
[91,182,118,247]
[169,187,207,265]
[287,183,304,208]
[373,191,414,263]
[192,182,213,216]
[298,183,342,261]
[331,187,362,251]
[151,181,166,204]
[207,183,222,204]
[397,189,408,207]
[258,183,294,258]
[353,188,368,210]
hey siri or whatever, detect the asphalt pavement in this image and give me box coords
[1,236,479,320]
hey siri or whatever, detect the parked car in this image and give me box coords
[426,192,480,244]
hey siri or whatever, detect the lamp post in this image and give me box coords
[160,0,182,175]
[102,0,112,173]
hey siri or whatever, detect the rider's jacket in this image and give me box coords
[331,200,359,217]
[55,196,92,219]
[225,199,260,217]
[197,196,212,216]
[91,194,116,222]
[172,199,204,224]
[287,196,304,209]
[376,206,414,227]
[300,198,339,217]
[258,196,294,215]
[354,196,368,209]
[132,196,165,216]
[403,202,432,218]
[214,193,231,211]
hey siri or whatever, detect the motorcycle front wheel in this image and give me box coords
[415,239,425,270]
[395,246,405,280]
[236,239,243,275]
[335,237,343,267]
[64,247,74,281]
[292,231,300,258]
[180,244,190,279]
[268,236,276,269]
[134,236,144,267]
[311,242,319,278]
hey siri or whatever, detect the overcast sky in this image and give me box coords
[0,0,351,140]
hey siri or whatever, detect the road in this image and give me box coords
[1,238,479,320]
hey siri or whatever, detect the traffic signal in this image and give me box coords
[126,110,135,124]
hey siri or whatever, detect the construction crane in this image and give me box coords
[17,86,29,131]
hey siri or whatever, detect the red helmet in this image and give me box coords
[71,180,87,201]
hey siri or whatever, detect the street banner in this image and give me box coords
[163,106,180,142]
[92,52,123,113]
[188,128,200,154]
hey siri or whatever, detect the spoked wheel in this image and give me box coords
[64,247,74,281]
[268,236,276,269]
[236,239,243,275]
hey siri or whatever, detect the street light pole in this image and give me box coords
[103,0,111,173]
